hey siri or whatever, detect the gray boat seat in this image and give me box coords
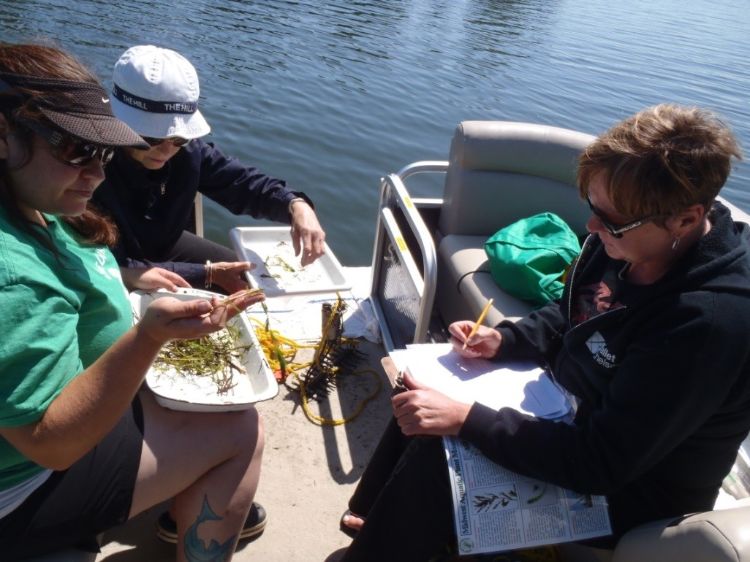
[434,120,594,326]
[560,435,750,562]
[611,499,750,562]
[437,234,533,326]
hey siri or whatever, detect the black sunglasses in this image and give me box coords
[141,136,190,148]
[586,195,654,238]
[21,120,114,167]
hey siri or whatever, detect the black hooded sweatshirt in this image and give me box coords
[459,202,750,542]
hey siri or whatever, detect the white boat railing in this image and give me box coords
[369,161,447,351]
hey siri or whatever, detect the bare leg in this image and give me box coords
[128,391,264,561]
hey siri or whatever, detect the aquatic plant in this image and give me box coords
[153,324,252,395]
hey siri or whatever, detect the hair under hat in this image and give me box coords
[0,71,147,148]
[110,45,211,140]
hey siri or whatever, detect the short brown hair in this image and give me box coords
[577,104,742,220]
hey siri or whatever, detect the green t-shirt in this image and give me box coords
[0,209,132,489]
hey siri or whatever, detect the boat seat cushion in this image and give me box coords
[432,121,594,332]
[437,234,535,327]
[612,500,750,562]
[438,121,595,239]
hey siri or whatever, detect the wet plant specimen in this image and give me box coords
[293,297,365,399]
[153,324,252,395]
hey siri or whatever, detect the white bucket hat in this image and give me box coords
[110,45,211,140]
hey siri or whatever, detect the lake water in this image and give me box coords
[2,0,749,265]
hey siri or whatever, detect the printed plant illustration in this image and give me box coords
[570,493,595,511]
[472,486,519,512]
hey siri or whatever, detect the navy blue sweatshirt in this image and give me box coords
[92,139,312,284]
[459,202,750,542]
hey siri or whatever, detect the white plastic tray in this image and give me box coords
[130,288,278,412]
[230,226,351,297]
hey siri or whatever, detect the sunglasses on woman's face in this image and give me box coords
[586,195,654,238]
[22,120,114,167]
[141,136,190,148]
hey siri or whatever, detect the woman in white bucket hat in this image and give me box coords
[93,45,326,293]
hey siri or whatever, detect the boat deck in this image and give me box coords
[96,269,394,562]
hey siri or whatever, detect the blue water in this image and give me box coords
[2,0,749,265]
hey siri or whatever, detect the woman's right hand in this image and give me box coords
[137,289,265,344]
[448,321,503,359]
[120,266,191,292]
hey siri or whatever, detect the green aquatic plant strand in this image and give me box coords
[154,324,252,395]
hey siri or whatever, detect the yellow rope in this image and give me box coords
[249,296,383,425]
[250,316,314,379]
[296,367,383,426]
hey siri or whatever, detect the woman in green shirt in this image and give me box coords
[0,43,266,561]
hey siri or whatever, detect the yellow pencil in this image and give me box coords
[462,298,494,350]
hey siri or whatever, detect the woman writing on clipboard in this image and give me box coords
[339,104,750,561]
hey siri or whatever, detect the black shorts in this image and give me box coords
[0,397,144,559]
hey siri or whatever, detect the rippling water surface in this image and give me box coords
[2,0,749,264]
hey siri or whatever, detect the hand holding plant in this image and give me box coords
[209,288,265,327]
[137,288,265,343]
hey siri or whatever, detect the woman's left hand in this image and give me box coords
[210,261,253,294]
[121,266,191,292]
[289,201,326,266]
[392,370,472,436]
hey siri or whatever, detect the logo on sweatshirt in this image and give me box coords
[585,331,616,368]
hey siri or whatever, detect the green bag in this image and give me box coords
[484,212,581,305]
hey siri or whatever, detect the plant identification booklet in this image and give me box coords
[389,343,612,555]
